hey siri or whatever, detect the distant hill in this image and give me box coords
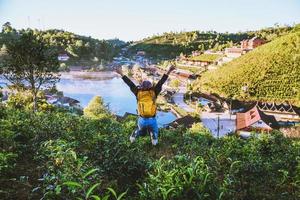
[0,23,121,67]
[193,25,300,106]
[107,38,127,47]
[128,25,292,59]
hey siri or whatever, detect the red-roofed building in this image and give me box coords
[241,37,266,50]
[236,106,279,132]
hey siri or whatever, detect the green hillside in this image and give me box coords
[129,31,248,59]
[129,25,292,59]
[189,54,222,62]
[193,26,300,105]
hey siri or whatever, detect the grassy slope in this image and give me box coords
[189,54,222,62]
[195,28,300,105]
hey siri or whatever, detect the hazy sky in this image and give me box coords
[0,0,299,41]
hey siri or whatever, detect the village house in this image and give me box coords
[256,102,300,124]
[224,37,266,60]
[236,106,279,132]
[46,95,82,110]
[191,50,201,57]
[174,69,194,79]
[224,47,246,58]
[241,37,266,50]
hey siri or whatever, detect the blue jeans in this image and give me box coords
[136,116,159,139]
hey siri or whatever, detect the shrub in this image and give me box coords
[138,156,215,200]
[84,96,109,119]
[0,152,17,174]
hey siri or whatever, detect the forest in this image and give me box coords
[0,22,121,69]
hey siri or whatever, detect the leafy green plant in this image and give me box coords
[138,156,214,200]
[36,139,91,198]
[62,169,127,200]
[0,152,17,174]
[1,104,300,200]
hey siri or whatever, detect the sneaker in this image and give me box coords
[151,138,158,146]
[130,130,137,143]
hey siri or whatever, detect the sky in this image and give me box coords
[0,0,299,41]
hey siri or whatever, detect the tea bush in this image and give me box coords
[0,105,299,199]
[138,156,215,200]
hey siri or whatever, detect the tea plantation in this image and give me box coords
[194,26,300,106]
[1,104,299,200]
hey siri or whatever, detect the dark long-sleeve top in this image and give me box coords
[122,74,169,97]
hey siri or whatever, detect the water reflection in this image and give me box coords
[0,74,177,127]
[56,74,176,127]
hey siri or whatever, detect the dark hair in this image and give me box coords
[141,80,153,89]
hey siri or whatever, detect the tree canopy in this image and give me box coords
[0,26,60,111]
[0,23,122,68]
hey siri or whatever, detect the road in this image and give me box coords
[201,112,236,137]
[172,86,195,113]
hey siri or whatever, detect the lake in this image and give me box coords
[0,72,177,127]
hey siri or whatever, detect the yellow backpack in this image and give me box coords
[137,90,157,117]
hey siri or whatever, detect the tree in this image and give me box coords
[2,22,13,34]
[0,28,60,111]
[84,96,109,118]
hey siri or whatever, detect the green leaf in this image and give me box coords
[86,183,100,199]
[107,187,117,199]
[101,195,110,200]
[90,195,101,200]
[83,168,99,179]
[71,150,77,160]
[63,181,83,189]
[117,190,127,200]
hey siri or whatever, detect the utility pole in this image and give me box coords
[229,98,232,120]
[216,114,221,138]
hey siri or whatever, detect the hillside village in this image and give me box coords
[112,32,299,138]
[0,21,300,200]
[2,30,298,137]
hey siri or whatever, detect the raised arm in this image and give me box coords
[115,68,138,96]
[154,65,176,96]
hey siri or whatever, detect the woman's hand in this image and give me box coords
[115,67,124,76]
[166,65,176,75]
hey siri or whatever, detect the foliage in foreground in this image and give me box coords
[0,104,300,199]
